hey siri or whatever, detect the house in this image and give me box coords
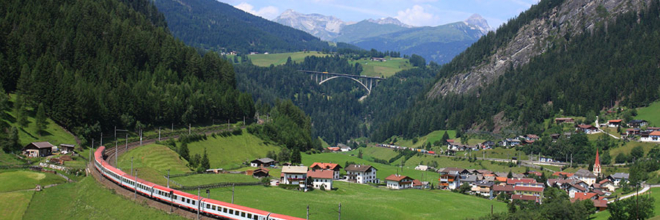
[564,132,573,138]
[507,178,537,185]
[483,174,496,182]
[608,119,622,127]
[414,165,428,171]
[572,192,598,202]
[567,183,589,198]
[412,179,424,189]
[513,183,544,197]
[253,167,270,178]
[473,181,494,197]
[550,133,561,142]
[525,134,540,141]
[280,166,308,185]
[495,176,508,183]
[250,158,276,167]
[370,57,386,62]
[607,173,630,186]
[307,170,333,190]
[503,138,521,147]
[493,184,514,196]
[552,171,574,178]
[512,194,542,203]
[385,174,414,189]
[345,164,378,184]
[573,169,597,186]
[439,173,461,190]
[481,141,495,149]
[641,131,660,142]
[625,128,641,136]
[22,142,54,158]
[576,124,599,134]
[525,171,542,177]
[628,119,648,128]
[338,143,352,152]
[461,175,478,186]
[595,179,616,192]
[555,118,575,124]
[309,163,342,179]
[327,147,340,152]
[59,144,75,154]
[593,198,609,211]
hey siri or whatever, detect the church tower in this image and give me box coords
[593,149,602,177]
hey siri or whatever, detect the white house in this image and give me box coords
[567,183,588,198]
[307,170,333,190]
[309,162,342,179]
[385,174,414,190]
[338,143,352,152]
[439,173,461,190]
[572,169,597,186]
[345,164,378,184]
[503,138,521,147]
[280,166,308,185]
[641,131,660,142]
[250,158,276,167]
[607,173,630,186]
[608,119,622,128]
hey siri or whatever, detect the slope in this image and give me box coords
[334,20,408,43]
[154,0,332,53]
[186,129,280,169]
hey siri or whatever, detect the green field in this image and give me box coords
[0,191,34,220]
[118,144,191,186]
[636,101,660,127]
[1,95,77,148]
[389,130,456,149]
[185,181,505,220]
[349,57,413,77]
[0,151,24,166]
[245,51,330,67]
[23,177,185,220]
[609,141,658,159]
[172,173,259,186]
[361,146,399,161]
[303,152,441,181]
[0,170,67,192]
[186,129,281,169]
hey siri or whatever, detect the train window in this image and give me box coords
[229,209,233,215]
[213,205,217,211]
[247,214,252,218]
[206,204,210,209]
[192,201,195,205]
[241,212,246,217]
[223,208,227,213]
[253,215,258,220]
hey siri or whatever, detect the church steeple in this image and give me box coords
[593,149,602,177]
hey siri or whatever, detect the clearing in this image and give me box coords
[244,51,330,67]
[636,101,660,127]
[349,57,413,78]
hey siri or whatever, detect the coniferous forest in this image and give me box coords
[0,0,255,144]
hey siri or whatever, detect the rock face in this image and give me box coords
[366,17,414,28]
[427,0,651,99]
[274,9,345,41]
[464,14,491,35]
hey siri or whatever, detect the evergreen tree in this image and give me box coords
[291,148,302,164]
[2,127,20,152]
[36,103,47,136]
[14,94,28,128]
[0,87,8,113]
[507,170,513,178]
[179,142,190,162]
[441,131,450,143]
[201,148,210,170]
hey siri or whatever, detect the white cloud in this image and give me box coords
[395,5,438,27]
[235,3,280,20]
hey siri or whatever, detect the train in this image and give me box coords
[93,146,305,220]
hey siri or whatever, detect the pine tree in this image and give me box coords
[14,94,28,128]
[179,142,190,162]
[201,148,210,170]
[291,148,301,164]
[36,103,46,136]
[441,131,450,143]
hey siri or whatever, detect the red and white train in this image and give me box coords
[94,146,304,220]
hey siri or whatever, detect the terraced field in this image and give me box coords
[0,170,67,192]
[186,130,280,169]
[0,191,33,220]
[117,144,191,185]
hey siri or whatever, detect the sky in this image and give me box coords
[217,0,541,28]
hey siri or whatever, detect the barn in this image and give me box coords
[22,142,55,157]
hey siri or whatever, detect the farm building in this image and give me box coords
[253,167,270,178]
[555,118,575,124]
[307,170,333,190]
[250,158,276,167]
[59,144,75,154]
[22,142,55,157]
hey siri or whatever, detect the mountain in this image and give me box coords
[372,0,660,141]
[348,20,489,64]
[333,20,409,44]
[274,9,345,41]
[152,0,332,53]
[366,17,414,28]
[463,14,491,35]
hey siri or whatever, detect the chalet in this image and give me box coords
[595,179,616,192]
[280,166,308,185]
[59,144,75,154]
[641,131,660,142]
[576,124,599,134]
[572,192,598,202]
[309,162,342,179]
[550,133,560,142]
[345,164,378,184]
[253,167,270,178]
[507,178,537,185]
[439,167,470,176]
[512,194,542,203]
[513,183,544,198]
[448,142,466,151]
[412,179,424,189]
[461,175,478,186]
[573,169,597,186]
[439,173,461,190]
[648,127,660,131]
[385,174,414,190]
[503,138,521,147]
[627,119,648,128]
[22,142,54,158]
[525,134,540,141]
[483,173,496,182]
[493,184,514,196]
[481,141,495,149]
[567,183,588,198]
[608,119,622,127]
[307,170,333,190]
[607,173,630,186]
[594,198,609,211]
[337,143,352,152]
[370,57,386,62]
[473,181,493,197]
[552,171,574,178]
[555,118,575,124]
[250,158,276,167]
[525,171,542,177]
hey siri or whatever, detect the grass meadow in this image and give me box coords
[349,57,413,77]
[186,130,281,169]
[185,181,506,220]
[172,173,259,186]
[636,101,660,127]
[245,51,330,67]
[117,144,191,186]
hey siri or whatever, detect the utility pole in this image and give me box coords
[197,188,200,220]
[115,140,118,167]
[189,124,191,135]
[131,157,134,176]
[125,133,128,152]
[90,139,94,163]
[100,132,103,146]
[307,205,309,220]
[158,127,161,141]
[135,170,138,200]
[170,190,174,213]
[139,127,142,146]
[114,126,117,142]
[167,169,170,188]
[207,189,210,198]
[338,203,341,220]
[232,183,235,204]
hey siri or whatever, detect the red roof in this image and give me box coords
[650,131,660,136]
[413,179,423,186]
[447,139,455,143]
[385,174,412,182]
[609,119,622,123]
[493,185,514,192]
[310,162,341,170]
[599,179,612,184]
[512,194,540,202]
[327,147,340,151]
[578,124,596,129]
[496,177,508,182]
[507,178,537,185]
[552,171,574,177]
[514,186,544,192]
[307,170,334,179]
[573,192,598,201]
[593,198,608,208]
[594,150,601,167]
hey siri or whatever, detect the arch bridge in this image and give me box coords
[300,70,383,95]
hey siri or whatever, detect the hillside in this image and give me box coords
[154,0,332,53]
[373,0,660,140]
[185,129,280,169]
[334,20,408,43]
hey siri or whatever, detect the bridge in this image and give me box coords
[300,70,383,95]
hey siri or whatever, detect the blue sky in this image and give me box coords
[218,0,540,28]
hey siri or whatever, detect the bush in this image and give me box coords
[320,184,326,191]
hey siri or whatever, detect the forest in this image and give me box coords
[0,0,256,146]
[372,0,660,141]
